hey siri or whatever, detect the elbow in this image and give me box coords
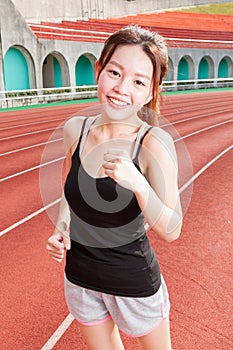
[164,229,181,243]
[150,220,182,243]
[165,221,183,242]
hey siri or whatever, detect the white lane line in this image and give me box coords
[175,119,232,142]
[41,314,75,350]
[179,144,233,193]
[0,138,63,157]
[0,126,62,141]
[0,157,65,182]
[0,117,66,131]
[162,107,233,126]
[0,198,61,237]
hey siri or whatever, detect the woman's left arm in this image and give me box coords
[103,128,182,242]
[134,128,182,242]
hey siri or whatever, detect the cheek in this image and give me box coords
[97,72,111,91]
[133,89,152,105]
[97,76,108,102]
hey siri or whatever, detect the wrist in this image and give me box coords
[53,222,69,235]
[133,174,150,198]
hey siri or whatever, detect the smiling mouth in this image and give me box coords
[108,96,130,107]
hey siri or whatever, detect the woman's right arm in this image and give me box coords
[46,117,85,262]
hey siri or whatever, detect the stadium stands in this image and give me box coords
[28,11,233,49]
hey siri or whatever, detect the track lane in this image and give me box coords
[0,138,64,179]
[1,91,232,158]
[1,117,231,180]
[0,213,69,350]
[1,102,232,178]
[1,147,231,350]
[0,102,98,124]
[0,129,63,154]
[1,91,232,349]
[153,149,233,350]
[1,120,231,233]
[0,161,65,230]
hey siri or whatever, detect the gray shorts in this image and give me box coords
[64,274,170,337]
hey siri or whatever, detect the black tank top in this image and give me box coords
[64,117,161,297]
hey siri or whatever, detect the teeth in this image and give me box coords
[109,97,128,106]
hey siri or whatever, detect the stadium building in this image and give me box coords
[0,0,233,107]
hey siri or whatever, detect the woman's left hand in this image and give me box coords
[102,148,142,191]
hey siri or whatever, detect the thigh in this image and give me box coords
[79,318,125,350]
[137,317,172,350]
[64,275,110,324]
[103,275,170,337]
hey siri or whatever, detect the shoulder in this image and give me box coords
[144,126,175,152]
[142,126,177,167]
[63,116,86,138]
[63,116,87,155]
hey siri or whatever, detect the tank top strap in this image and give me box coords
[73,117,87,156]
[140,126,154,144]
[132,125,154,161]
[131,122,147,160]
[79,116,99,156]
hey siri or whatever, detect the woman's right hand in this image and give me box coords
[46,231,71,263]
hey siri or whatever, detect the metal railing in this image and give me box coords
[0,78,232,109]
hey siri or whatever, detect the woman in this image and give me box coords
[47,25,182,350]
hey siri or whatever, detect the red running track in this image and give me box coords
[0,91,232,349]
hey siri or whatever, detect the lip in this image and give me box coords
[107,96,130,108]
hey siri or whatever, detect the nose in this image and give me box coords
[114,77,130,95]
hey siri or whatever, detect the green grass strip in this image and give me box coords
[0,98,98,112]
[175,2,233,15]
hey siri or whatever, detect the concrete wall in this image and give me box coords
[168,47,233,81]
[0,0,232,108]
[10,0,233,22]
[0,34,5,98]
[0,0,102,94]
[0,0,40,91]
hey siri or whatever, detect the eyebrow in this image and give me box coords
[108,60,151,81]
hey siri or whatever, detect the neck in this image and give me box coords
[95,116,143,139]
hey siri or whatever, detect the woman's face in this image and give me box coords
[96,44,153,121]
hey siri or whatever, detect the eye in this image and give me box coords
[135,80,145,86]
[108,70,120,77]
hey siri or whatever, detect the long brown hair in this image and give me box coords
[97,25,168,125]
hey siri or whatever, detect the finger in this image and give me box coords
[52,256,64,263]
[103,153,117,162]
[62,231,71,250]
[47,250,64,259]
[104,168,114,177]
[102,161,115,170]
[47,244,65,257]
[47,237,64,250]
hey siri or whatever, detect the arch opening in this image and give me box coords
[75,53,96,86]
